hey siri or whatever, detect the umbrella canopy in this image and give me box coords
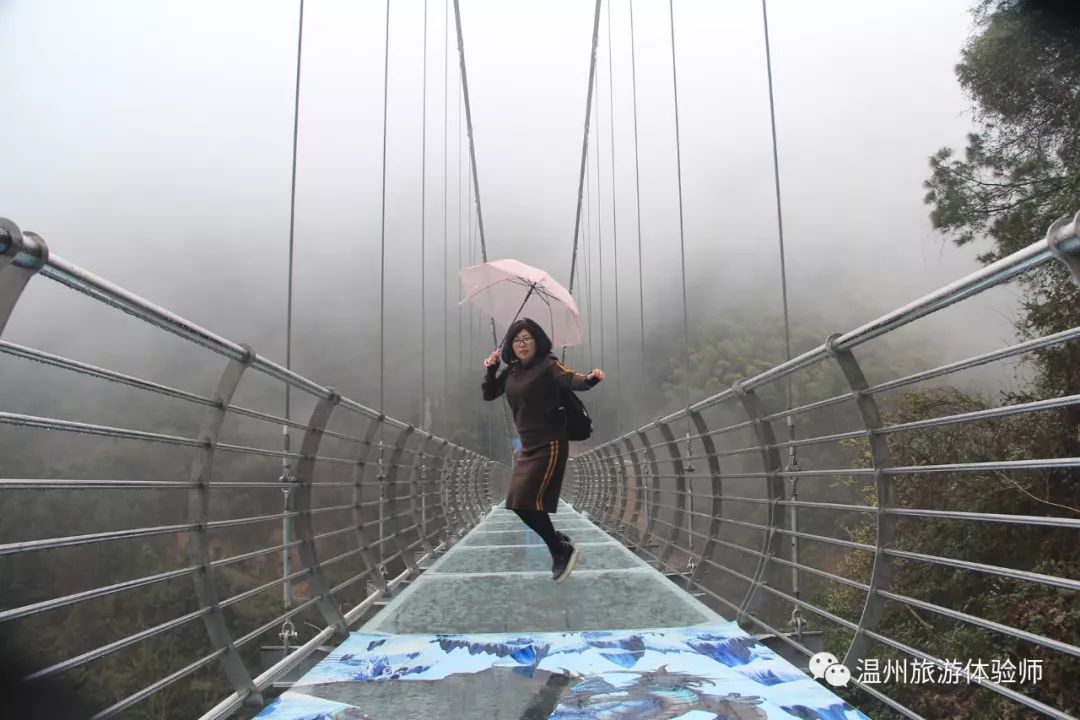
[458,258,583,348]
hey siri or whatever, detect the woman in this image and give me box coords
[481,318,605,583]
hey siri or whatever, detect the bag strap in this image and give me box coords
[544,356,568,417]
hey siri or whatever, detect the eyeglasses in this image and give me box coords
[513,336,535,346]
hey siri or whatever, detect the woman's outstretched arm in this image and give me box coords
[550,358,605,391]
[482,349,508,400]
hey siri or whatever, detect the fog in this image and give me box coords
[1,0,1023,452]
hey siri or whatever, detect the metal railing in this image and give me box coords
[0,218,500,718]
[570,210,1080,720]
[4,211,1078,719]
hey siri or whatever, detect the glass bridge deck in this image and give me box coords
[255,504,868,719]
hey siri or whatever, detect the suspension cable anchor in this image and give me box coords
[279,619,298,654]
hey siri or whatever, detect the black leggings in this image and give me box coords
[513,509,562,555]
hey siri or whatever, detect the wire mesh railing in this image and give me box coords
[570,209,1080,720]
[0,217,501,719]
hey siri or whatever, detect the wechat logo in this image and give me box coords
[809,652,851,687]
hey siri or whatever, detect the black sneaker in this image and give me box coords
[555,530,573,545]
[552,540,578,584]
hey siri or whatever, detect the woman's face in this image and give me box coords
[512,329,536,363]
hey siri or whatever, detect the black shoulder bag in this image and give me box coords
[547,361,593,441]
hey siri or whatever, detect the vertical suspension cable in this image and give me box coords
[452,0,489,267]
[562,0,603,368]
[667,0,693,561]
[470,176,479,449]
[585,150,594,369]
[667,0,690,426]
[761,0,800,627]
[379,0,392,419]
[566,0,604,301]
[762,0,793,421]
[282,0,306,612]
[594,68,605,374]
[467,152,473,349]
[468,165,475,447]
[606,0,621,436]
[452,1,507,459]
[377,0,392,564]
[451,0,510,454]
[443,0,450,429]
[457,70,463,398]
[452,0,499,358]
[628,0,646,393]
[421,0,429,430]
[580,150,591,371]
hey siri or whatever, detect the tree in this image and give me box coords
[923,0,1080,411]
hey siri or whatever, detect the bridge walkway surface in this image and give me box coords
[255,503,866,719]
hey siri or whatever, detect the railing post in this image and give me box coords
[453,451,471,526]
[476,459,490,512]
[477,455,490,512]
[599,444,626,535]
[636,429,661,556]
[1046,209,1080,284]
[585,451,601,518]
[590,447,610,526]
[610,444,628,532]
[454,448,473,532]
[384,425,419,573]
[475,455,488,518]
[484,459,496,508]
[457,452,476,524]
[580,453,596,514]
[351,417,387,592]
[428,440,451,546]
[468,453,486,518]
[622,436,645,545]
[655,420,687,567]
[0,219,49,337]
[826,334,894,670]
[567,457,581,508]
[293,390,349,633]
[687,410,722,589]
[434,443,455,543]
[733,381,785,626]
[443,446,466,538]
[604,446,622,533]
[431,443,451,540]
[407,434,438,556]
[478,456,492,513]
[186,346,260,704]
[573,453,589,514]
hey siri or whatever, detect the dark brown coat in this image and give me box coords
[482,354,598,511]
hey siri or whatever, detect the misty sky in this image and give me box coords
[1,0,1025,430]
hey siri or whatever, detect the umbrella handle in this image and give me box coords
[502,283,536,346]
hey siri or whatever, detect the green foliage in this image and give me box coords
[660,312,932,416]
[816,388,1080,718]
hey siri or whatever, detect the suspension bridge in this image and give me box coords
[2,1,1080,719]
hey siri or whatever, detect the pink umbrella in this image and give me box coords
[458,259,583,348]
